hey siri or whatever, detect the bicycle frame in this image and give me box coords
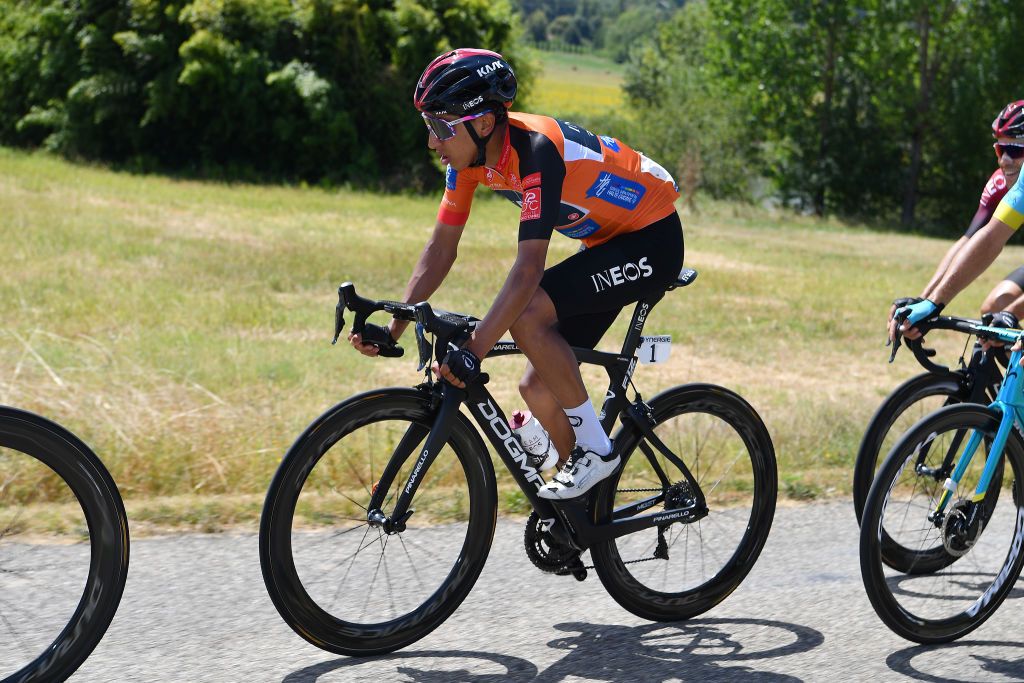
[931,326,1024,516]
[365,290,708,553]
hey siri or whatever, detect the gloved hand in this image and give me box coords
[982,310,1020,330]
[441,347,481,385]
[894,299,944,328]
[891,296,924,310]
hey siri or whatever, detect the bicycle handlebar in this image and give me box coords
[332,281,480,359]
[891,314,1023,373]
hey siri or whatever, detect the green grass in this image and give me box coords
[2,146,1022,532]
[527,50,625,117]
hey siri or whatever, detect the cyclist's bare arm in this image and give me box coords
[465,239,548,358]
[349,220,463,355]
[889,218,1015,342]
[930,218,1015,305]
[919,236,969,302]
[434,239,548,387]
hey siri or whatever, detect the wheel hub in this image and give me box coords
[941,499,985,557]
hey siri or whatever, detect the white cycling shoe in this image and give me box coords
[537,446,620,500]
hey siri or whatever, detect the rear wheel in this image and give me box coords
[259,388,497,656]
[853,371,965,524]
[591,384,777,621]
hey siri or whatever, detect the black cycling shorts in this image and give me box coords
[540,211,685,350]
[1003,266,1024,290]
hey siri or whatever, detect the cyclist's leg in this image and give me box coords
[517,310,619,461]
[980,266,1024,314]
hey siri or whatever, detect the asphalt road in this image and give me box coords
[68,501,1024,682]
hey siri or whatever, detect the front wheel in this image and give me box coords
[0,407,130,683]
[590,384,777,621]
[859,404,1024,644]
[259,388,497,656]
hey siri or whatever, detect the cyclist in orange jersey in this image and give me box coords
[349,48,684,498]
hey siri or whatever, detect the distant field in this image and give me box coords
[527,50,625,117]
[1,147,1017,532]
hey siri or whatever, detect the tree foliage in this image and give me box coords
[624,0,1024,230]
[0,0,531,186]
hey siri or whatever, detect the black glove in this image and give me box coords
[982,311,1020,330]
[359,322,403,357]
[892,296,924,309]
[442,347,481,385]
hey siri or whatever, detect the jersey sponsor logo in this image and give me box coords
[590,257,654,293]
[523,172,541,188]
[557,120,602,155]
[586,172,647,210]
[446,166,458,190]
[568,212,581,221]
[600,135,620,152]
[522,187,542,220]
[477,60,504,77]
[557,218,601,239]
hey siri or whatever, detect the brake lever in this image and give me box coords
[332,294,346,345]
[888,332,902,363]
[415,323,432,372]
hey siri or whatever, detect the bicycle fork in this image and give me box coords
[930,403,1015,529]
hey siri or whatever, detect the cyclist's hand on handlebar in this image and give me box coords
[888,297,923,341]
[980,311,1020,349]
[348,322,398,357]
[435,346,481,388]
[889,298,943,344]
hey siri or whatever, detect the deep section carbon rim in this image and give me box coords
[0,407,129,683]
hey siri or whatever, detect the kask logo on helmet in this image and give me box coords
[477,60,504,78]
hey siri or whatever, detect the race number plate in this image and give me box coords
[639,335,671,364]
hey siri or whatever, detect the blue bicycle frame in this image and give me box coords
[934,325,1024,514]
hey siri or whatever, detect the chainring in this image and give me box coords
[524,511,580,574]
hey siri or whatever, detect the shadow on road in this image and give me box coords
[887,640,1024,682]
[533,618,823,682]
[280,617,823,682]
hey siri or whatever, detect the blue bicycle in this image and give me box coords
[860,315,1024,643]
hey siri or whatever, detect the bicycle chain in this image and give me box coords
[564,487,671,572]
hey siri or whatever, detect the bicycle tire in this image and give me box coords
[0,406,130,683]
[856,371,1007,574]
[853,371,964,525]
[259,387,497,656]
[590,384,777,621]
[859,404,1024,643]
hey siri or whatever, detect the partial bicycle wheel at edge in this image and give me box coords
[0,406,130,683]
[859,404,1024,644]
[259,387,497,656]
[852,371,964,525]
[591,384,777,622]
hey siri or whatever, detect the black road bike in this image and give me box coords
[0,406,130,683]
[259,272,777,656]
[852,317,1006,531]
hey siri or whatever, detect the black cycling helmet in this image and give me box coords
[414,48,517,116]
[992,100,1024,139]
[414,49,517,167]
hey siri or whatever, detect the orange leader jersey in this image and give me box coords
[437,113,680,248]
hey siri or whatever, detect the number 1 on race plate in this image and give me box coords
[639,335,671,364]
